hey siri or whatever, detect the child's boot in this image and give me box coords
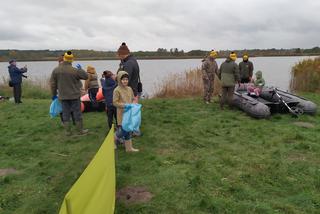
[124,140,139,152]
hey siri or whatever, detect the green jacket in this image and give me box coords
[239,60,254,79]
[218,58,240,87]
[50,62,88,100]
[113,71,134,125]
[254,71,265,87]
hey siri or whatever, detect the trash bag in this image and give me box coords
[122,104,142,132]
[49,98,62,118]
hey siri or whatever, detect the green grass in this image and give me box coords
[1,94,320,213]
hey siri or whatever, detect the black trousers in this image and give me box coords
[61,99,82,123]
[241,78,250,83]
[106,105,117,129]
[13,84,22,103]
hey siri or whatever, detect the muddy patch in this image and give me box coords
[0,168,18,177]
[117,186,153,204]
[293,122,315,128]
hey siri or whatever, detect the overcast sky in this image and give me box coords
[0,0,319,51]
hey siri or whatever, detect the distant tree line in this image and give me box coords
[0,47,319,62]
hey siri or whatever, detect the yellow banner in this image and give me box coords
[59,126,115,214]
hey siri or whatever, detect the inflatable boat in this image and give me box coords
[81,88,105,112]
[233,84,317,119]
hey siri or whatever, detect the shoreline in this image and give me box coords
[0,54,319,62]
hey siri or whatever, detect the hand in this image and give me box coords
[124,104,132,110]
[52,95,58,100]
[76,64,82,69]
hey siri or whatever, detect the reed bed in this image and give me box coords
[290,57,320,92]
[154,68,221,98]
[0,76,51,99]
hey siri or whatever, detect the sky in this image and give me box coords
[0,0,319,51]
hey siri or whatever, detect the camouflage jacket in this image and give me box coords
[201,57,218,78]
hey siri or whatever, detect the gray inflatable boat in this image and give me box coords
[233,85,317,119]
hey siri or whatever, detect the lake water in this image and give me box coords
[0,56,317,95]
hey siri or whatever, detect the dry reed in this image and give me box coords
[154,68,221,98]
[290,57,320,92]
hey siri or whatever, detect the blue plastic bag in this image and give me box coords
[122,104,142,132]
[49,98,62,118]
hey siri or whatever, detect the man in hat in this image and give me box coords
[117,42,140,99]
[50,51,89,136]
[201,50,218,104]
[7,59,27,104]
[218,52,240,109]
[239,54,254,83]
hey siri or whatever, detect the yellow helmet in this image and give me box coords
[229,52,237,61]
[209,50,218,58]
[63,51,74,62]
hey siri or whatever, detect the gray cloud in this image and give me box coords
[0,0,319,51]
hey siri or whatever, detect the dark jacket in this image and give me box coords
[103,78,117,107]
[239,60,254,79]
[218,58,240,87]
[118,55,140,96]
[8,65,27,85]
[50,62,88,100]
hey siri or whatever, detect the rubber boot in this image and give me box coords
[63,121,72,136]
[75,120,89,136]
[124,140,139,152]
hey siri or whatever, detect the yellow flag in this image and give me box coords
[59,126,115,214]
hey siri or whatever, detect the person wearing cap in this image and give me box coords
[50,51,89,136]
[239,54,254,83]
[201,50,219,104]
[218,52,240,109]
[7,59,28,104]
[117,42,141,99]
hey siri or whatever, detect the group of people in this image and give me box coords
[49,42,140,152]
[201,51,265,109]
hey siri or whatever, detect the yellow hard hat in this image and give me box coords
[229,52,237,61]
[209,50,218,58]
[63,51,74,62]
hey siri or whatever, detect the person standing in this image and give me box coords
[8,59,27,104]
[101,70,118,129]
[117,42,141,99]
[84,65,99,107]
[239,54,254,83]
[201,50,218,104]
[113,71,139,152]
[218,52,240,109]
[50,51,89,136]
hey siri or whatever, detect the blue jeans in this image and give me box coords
[116,126,131,141]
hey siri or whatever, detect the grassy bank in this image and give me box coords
[1,94,320,213]
[0,78,51,99]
